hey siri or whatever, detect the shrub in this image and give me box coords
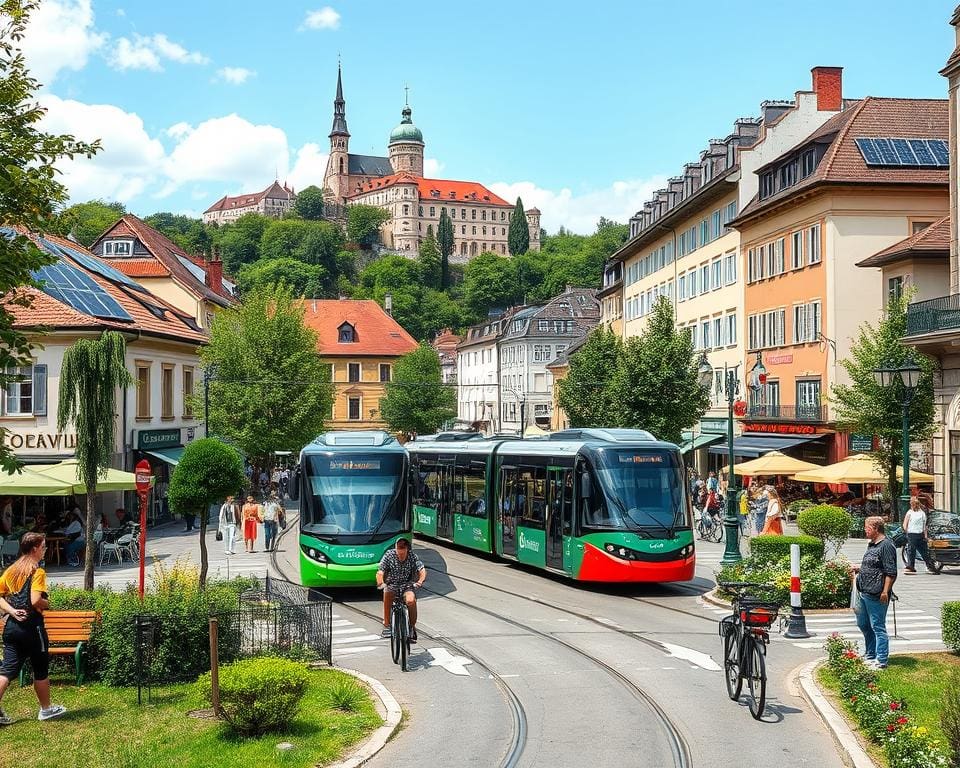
[323,676,368,712]
[941,671,960,768]
[943,602,960,653]
[198,656,310,736]
[750,534,824,563]
[787,499,815,519]
[798,505,853,555]
[716,554,851,609]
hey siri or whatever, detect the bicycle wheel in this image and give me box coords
[709,519,724,543]
[695,521,705,540]
[723,625,742,701]
[746,637,767,720]
[390,607,401,664]
[400,607,409,672]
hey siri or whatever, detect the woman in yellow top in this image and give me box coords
[0,532,66,725]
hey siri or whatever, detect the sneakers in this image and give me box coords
[410,628,418,644]
[865,659,888,671]
[904,568,917,574]
[381,627,392,638]
[0,708,12,726]
[38,704,66,721]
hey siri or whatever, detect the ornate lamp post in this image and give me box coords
[871,359,922,521]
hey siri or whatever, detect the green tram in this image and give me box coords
[409,428,696,583]
[291,431,410,587]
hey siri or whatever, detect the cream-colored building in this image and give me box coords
[202,181,296,225]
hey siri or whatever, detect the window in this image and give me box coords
[689,225,698,251]
[533,344,552,362]
[103,240,132,256]
[701,320,711,349]
[4,365,45,416]
[379,363,391,382]
[689,324,698,350]
[678,274,686,301]
[472,209,477,219]
[889,276,905,304]
[748,247,765,283]
[723,201,737,231]
[481,210,487,220]
[796,380,822,418]
[801,149,816,178]
[807,223,821,264]
[778,160,797,190]
[791,231,804,269]
[792,301,822,343]
[760,172,775,199]
[723,251,737,284]
[183,367,194,417]
[429,206,435,217]
[711,210,722,240]
[348,396,362,421]
[768,238,785,276]
[712,317,722,349]
[711,259,722,290]
[725,313,737,346]
[699,263,709,292]
[766,308,786,347]
[338,323,356,343]
[538,319,548,331]
[688,269,698,297]
[679,231,687,257]
[472,226,477,235]
[136,363,150,418]
[348,363,360,383]
[912,220,935,234]
[461,225,466,235]
[699,219,710,245]
[161,364,174,419]
[461,209,466,219]
[403,204,409,216]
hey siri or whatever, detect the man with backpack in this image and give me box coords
[261,493,285,552]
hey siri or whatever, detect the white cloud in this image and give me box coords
[217,66,255,85]
[108,33,209,72]
[287,143,329,191]
[423,158,444,177]
[489,176,669,235]
[300,7,340,30]
[21,0,105,85]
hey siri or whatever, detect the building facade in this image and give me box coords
[202,181,296,225]
[301,299,418,431]
[457,315,508,433]
[432,328,461,385]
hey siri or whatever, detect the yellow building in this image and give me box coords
[302,299,418,430]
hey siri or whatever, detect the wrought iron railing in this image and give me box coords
[906,293,960,336]
[745,404,828,422]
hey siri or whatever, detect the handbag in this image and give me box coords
[215,529,223,542]
[850,579,862,613]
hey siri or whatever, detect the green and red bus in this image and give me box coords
[291,431,410,588]
[408,428,695,582]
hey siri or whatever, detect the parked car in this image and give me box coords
[891,510,960,573]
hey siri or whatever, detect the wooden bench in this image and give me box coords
[19,610,99,686]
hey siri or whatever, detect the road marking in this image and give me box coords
[336,634,382,644]
[336,646,377,655]
[333,619,353,627]
[427,647,474,676]
[332,628,367,636]
[660,642,721,671]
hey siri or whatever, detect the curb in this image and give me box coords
[325,667,403,768]
[795,659,878,768]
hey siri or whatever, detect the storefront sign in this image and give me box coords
[766,353,794,365]
[742,422,817,435]
[849,433,874,452]
[137,429,181,450]
[700,417,730,434]
[3,431,77,451]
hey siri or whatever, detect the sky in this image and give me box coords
[20,0,955,234]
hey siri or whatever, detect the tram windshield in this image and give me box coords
[302,453,405,538]
[588,449,687,534]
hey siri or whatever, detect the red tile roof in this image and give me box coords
[350,174,511,207]
[110,258,170,278]
[856,215,951,267]
[736,98,949,223]
[301,299,419,357]
[204,181,294,214]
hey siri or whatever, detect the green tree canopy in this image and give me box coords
[201,284,333,468]
[213,213,269,273]
[437,209,454,288]
[236,258,327,298]
[832,293,935,516]
[57,331,132,590]
[417,225,441,290]
[167,438,246,587]
[610,297,709,444]
[462,252,521,321]
[143,211,206,253]
[556,326,623,428]
[380,343,456,435]
[508,197,530,256]
[347,204,391,249]
[53,199,124,246]
[260,218,344,268]
[292,185,325,220]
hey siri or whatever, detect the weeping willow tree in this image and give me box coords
[58,331,132,590]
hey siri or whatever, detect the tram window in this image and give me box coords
[579,469,611,527]
[417,463,442,505]
[519,466,546,529]
[455,463,486,517]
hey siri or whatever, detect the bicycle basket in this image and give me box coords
[719,615,737,638]
[739,602,779,627]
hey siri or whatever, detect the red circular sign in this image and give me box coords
[135,459,153,493]
[733,400,747,417]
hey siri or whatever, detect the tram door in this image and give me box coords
[546,468,570,570]
[436,462,454,540]
[499,466,519,557]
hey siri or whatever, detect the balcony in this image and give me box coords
[906,293,960,337]
[745,404,828,423]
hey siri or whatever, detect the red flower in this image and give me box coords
[867,683,877,690]
[887,724,896,732]
[889,701,900,711]
[851,695,858,702]
[896,717,908,725]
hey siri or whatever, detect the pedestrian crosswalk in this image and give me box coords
[331,614,387,658]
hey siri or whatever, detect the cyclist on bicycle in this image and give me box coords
[377,538,426,643]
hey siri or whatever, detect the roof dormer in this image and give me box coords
[338,321,357,343]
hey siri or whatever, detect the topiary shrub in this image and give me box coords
[750,534,824,563]
[798,504,854,555]
[198,656,310,736]
[942,670,960,768]
[943,601,960,653]
[787,499,815,520]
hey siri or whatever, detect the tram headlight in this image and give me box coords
[304,546,328,563]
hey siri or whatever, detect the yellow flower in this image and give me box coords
[916,726,928,736]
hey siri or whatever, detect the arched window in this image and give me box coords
[339,158,344,174]
[470,242,478,256]
[461,242,467,256]
[338,322,356,343]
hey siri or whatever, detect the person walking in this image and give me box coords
[262,493,283,553]
[241,496,261,554]
[0,533,67,725]
[760,486,784,536]
[852,516,898,669]
[903,497,938,574]
[218,495,241,555]
[751,480,769,534]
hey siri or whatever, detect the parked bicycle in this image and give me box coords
[380,584,416,671]
[717,581,781,720]
[696,507,724,542]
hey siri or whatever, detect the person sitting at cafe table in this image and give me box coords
[115,508,132,529]
[60,513,85,568]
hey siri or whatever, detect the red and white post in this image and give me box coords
[134,460,153,600]
[783,542,812,639]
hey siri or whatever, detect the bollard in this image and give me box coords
[209,617,221,716]
[783,542,812,639]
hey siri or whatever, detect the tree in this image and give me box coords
[54,199,124,246]
[437,209,454,288]
[610,297,709,444]
[0,1,99,474]
[347,204,391,249]
[201,284,333,469]
[236,258,327,298]
[259,218,344,270]
[557,326,623,427]
[417,225,441,289]
[462,252,521,321]
[213,213,268,274]
[380,343,456,435]
[167,438,245,588]
[292,185,325,220]
[832,293,935,517]
[508,197,530,256]
[57,332,132,590]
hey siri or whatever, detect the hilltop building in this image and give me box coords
[202,181,296,225]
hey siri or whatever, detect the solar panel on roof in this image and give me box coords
[873,138,900,165]
[43,239,150,294]
[855,137,949,168]
[33,259,132,322]
[929,139,950,166]
[891,138,918,165]
[855,138,882,165]
[909,139,936,166]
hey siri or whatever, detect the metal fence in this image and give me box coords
[212,576,333,664]
[906,293,960,336]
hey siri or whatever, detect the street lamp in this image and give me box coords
[203,364,218,438]
[871,358,922,521]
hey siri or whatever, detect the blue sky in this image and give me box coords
[23,0,953,233]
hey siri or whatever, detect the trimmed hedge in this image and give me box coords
[798,504,853,554]
[750,534,824,562]
[943,601,960,653]
[717,553,851,609]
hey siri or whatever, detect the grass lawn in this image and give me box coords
[0,668,381,768]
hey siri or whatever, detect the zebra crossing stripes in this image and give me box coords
[789,607,944,649]
[330,613,388,657]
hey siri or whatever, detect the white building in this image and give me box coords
[457,317,506,433]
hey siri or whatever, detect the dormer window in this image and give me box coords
[338,322,356,343]
[759,172,775,200]
[103,239,133,256]
[800,148,817,179]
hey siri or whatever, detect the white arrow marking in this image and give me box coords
[660,642,721,671]
[427,647,474,676]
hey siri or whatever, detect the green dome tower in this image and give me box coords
[388,102,425,177]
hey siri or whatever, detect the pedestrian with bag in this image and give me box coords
[262,493,283,553]
[760,486,784,536]
[218,495,241,555]
[241,495,261,554]
[0,533,67,725]
[903,497,938,574]
[852,516,898,669]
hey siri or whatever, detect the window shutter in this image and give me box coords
[33,364,47,415]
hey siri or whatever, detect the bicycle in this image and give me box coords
[717,581,781,720]
[695,507,724,543]
[380,584,417,672]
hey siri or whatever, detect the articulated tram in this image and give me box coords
[292,431,410,587]
[409,428,695,583]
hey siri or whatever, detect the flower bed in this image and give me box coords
[823,634,950,768]
[716,553,852,609]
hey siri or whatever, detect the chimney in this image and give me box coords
[384,292,393,316]
[811,66,843,112]
[205,249,224,296]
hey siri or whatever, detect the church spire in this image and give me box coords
[329,63,349,138]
